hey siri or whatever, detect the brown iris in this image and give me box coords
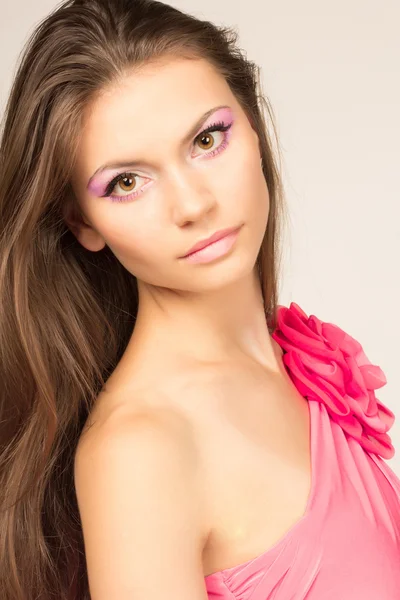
[197,132,215,150]
[118,175,136,193]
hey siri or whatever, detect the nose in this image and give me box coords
[168,166,217,227]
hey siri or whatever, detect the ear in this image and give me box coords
[62,192,106,252]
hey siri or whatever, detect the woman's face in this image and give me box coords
[68,57,270,292]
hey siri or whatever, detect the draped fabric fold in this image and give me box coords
[205,303,400,600]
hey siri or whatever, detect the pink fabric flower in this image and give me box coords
[272,302,395,459]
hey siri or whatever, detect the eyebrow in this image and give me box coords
[87,104,230,187]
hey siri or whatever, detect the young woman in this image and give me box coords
[0,0,399,599]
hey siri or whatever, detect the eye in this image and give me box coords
[112,174,140,195]
[193,121,233,158]
[102,172,149,203]
[196,131,221,151]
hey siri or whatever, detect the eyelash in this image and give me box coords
[102,120,233,203]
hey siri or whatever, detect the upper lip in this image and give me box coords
[180,225,241,257]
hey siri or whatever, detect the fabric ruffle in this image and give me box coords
[271,302,395,459]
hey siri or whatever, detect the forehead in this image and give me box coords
[82,57,231,138]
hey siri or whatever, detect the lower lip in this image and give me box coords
[181,227,242,264]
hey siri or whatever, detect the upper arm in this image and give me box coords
[74,412,209,600]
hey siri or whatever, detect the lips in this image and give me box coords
[181,225,241,258]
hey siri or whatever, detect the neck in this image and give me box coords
[122,266,280,373]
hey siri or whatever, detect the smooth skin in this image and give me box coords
[70,56,311,599]
[74,409,209,599]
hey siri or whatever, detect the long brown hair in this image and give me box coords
[0,0,287,597]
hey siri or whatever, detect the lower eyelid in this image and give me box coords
[203,137,229,158]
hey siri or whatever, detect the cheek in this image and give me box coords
[103,214,168,267]
[230,153,269,213]
[224,135,263,187]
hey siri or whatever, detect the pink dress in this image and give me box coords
[205,302,400,599]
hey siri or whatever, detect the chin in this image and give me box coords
[177,248,258,293]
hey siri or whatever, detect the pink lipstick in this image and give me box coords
[180,225,242,264]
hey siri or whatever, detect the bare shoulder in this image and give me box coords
[74,399,210,600]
